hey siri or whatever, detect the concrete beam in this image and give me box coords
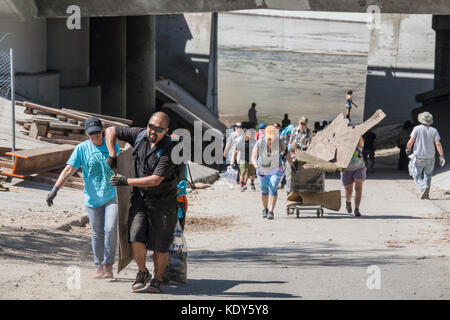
[90,17,126,118]
[126,15,156,126]
[32,0,450,17]
[0,0,37,20]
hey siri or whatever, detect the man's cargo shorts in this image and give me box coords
[128,192,177,252]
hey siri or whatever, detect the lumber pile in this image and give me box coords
[0,146,84,190]
[15,101,132,146]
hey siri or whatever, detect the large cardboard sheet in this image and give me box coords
[115,146,134,274]
[304,109,386,169]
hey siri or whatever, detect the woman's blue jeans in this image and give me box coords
[86,198,118,268]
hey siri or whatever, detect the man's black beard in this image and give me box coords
[149,134,157,143]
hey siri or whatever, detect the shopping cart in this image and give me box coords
[286,162,325,218]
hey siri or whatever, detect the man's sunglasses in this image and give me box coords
[147,123,167,133]
[88,131,101,136]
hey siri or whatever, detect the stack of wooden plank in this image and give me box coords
[16,101,132,146]
[0,146,84,190]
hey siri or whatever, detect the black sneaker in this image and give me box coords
[262,208,268,218]
[146,278,163,293]
[346,201,352,214]
[354,208,361,217]
[132,268,151,291]
[267,211,274,220]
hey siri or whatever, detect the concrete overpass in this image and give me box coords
[1,0,450,175]
[3,0,450,18]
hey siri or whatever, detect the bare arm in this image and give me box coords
[54,165,77,189]
[358,137,364,148]
[286,151,294,167]
[105,126,118,158]
[406,137,415,149]
[126,175,165,188]
[251,145,259,168]
[435,140,444,157]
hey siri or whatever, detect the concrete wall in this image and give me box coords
[156,13,213,111]
[90,17,126,118]
[0,18,46,73]
[364,14,435,125]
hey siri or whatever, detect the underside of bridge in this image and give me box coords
[1,0,450,163]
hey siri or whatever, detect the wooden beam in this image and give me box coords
[0,144,74,178]
[62,108,133,126]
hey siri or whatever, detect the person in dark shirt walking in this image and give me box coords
[362,129,376,173]
[281,114,291,130]
[105,111,178,294]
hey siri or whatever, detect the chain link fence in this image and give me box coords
[0,49,16,161]
[0,49,12,99]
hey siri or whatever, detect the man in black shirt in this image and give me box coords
[362,129,376,173]
[105,111,177,293]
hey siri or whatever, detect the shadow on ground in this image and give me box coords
[133,279,297,298]
[0,226,91,266]
[187,243,411,269]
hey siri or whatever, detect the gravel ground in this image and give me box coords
[0,158,449,300]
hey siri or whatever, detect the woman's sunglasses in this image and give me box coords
[147,123,166,133]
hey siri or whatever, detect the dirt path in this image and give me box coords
[0,166,449,299]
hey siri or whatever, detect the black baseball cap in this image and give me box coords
[85,116,102,134]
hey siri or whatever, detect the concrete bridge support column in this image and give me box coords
[0,18,59,107]
[432,15,450,89]
[90,17,126,118]
[47,18,101,112]
[126,15,156,126]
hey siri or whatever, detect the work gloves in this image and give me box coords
[440,155,446,167]
[231,162,239,171]
[46,186,59,207]
[110,174,128,186]
[106,156,117,169]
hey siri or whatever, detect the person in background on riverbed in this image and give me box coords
[281,114,291,130]
[345,90,358,121]
[248,102,257,129]
[406,112,445,199]
[46,117,121,279]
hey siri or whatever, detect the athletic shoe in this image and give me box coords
[93,267,104,279]
[262,208,268,218]
[132,268,151,291]
[267,211,274,220]
[240,185,247,192]
[346,201,352,214]
[103,264,113,279]
[146,278,163,293]
[250,184,256,191]
[420,187,430,199]
[354,208,361,217]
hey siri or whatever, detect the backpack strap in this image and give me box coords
[134,129,148,150]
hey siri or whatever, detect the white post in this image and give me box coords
[10,48,15,163]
